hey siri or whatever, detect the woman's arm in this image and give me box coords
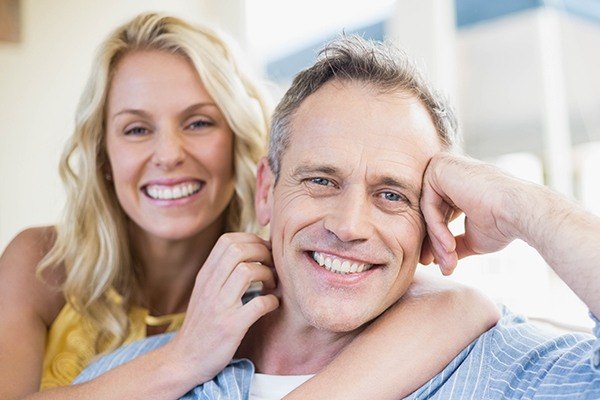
[1,230,277,400]
[284,271,499,400]
[0,228,64,400]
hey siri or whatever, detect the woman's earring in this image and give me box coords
[105,172,112,181]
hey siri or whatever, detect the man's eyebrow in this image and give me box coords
[375,176,421,199]
[291,164,339,178]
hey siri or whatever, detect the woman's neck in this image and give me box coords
[129,216,226,316]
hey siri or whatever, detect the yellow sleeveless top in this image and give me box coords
[40,290,185,390]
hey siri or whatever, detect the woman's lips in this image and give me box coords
[141,179,204,201]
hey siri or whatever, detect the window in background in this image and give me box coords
[246,0,394,86]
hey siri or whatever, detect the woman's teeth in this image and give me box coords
[312,251,373,274]
[145,182,201,200]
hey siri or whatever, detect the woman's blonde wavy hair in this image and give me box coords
[38,12,271,352]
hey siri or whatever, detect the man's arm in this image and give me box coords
[420,152,600,316]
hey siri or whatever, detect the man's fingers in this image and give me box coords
[426,231,458,275]
[431,217,456,253]
[439,251,458,275]
[421,191,456,254]
[447,208,463,224]
[420,187,460,273]
[419,236,435,265]
[454,234,479,260]
[421,173,462,273]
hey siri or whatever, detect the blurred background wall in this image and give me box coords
[1,0,599,329]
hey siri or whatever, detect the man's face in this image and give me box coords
[257,80,441,332]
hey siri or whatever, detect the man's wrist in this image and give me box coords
[495,178,546,245]
[503,181,571,250]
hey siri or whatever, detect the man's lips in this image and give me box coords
[310,250,381,274]
[141,179,204,201]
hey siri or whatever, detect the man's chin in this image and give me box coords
[302,305,372,333]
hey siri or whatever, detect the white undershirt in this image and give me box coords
[250,372,314,400]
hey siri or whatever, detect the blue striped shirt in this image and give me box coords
[74,306,600,399]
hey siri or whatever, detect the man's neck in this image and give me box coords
[237,306,363,375]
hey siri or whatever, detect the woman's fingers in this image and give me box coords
[238,294,279,328]
[201,232,270,274]
[197,239,273,292]
[221,262,277,305]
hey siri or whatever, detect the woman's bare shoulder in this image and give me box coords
[0,226,66,326]
[4,226,56,254]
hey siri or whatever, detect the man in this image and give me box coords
[76,36,600,398]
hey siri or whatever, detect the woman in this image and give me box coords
[0,13,498,399]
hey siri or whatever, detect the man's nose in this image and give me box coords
[151,127,185,170]
[322,188,374,242]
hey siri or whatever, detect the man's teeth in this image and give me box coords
[145,182,201,200]
[312,251,373,274]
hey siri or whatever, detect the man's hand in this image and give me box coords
[420,153,526,275]
[419,152,600,317]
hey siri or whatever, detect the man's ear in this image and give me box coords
[255,157,274,227]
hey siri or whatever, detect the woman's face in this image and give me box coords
[105,50,235,241]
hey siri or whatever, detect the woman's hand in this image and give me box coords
[6,232,278,400]
[166,232,279,386]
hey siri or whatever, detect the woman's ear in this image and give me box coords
[102,161,113,182]
[255,157,274,227]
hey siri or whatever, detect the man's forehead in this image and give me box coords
[285,118,435,175]
[289,81,440,149]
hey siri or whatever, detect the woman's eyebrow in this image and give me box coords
[111,108,151,120]
[110,102,220,122]
[179,102,218,116]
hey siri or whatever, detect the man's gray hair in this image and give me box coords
[268,34,458,180]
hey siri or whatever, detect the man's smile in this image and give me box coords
[310,251,378,274]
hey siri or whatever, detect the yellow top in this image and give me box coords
[40,290,184,389]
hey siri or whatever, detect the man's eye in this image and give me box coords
[379,191,405,202]
[309,177,332,186]
[124,126,149,136]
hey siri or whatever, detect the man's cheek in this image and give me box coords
[389,226,424,259]
[406,213,428,240]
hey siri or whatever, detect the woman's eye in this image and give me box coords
[124,126,149,136]
[187,119,213,130]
